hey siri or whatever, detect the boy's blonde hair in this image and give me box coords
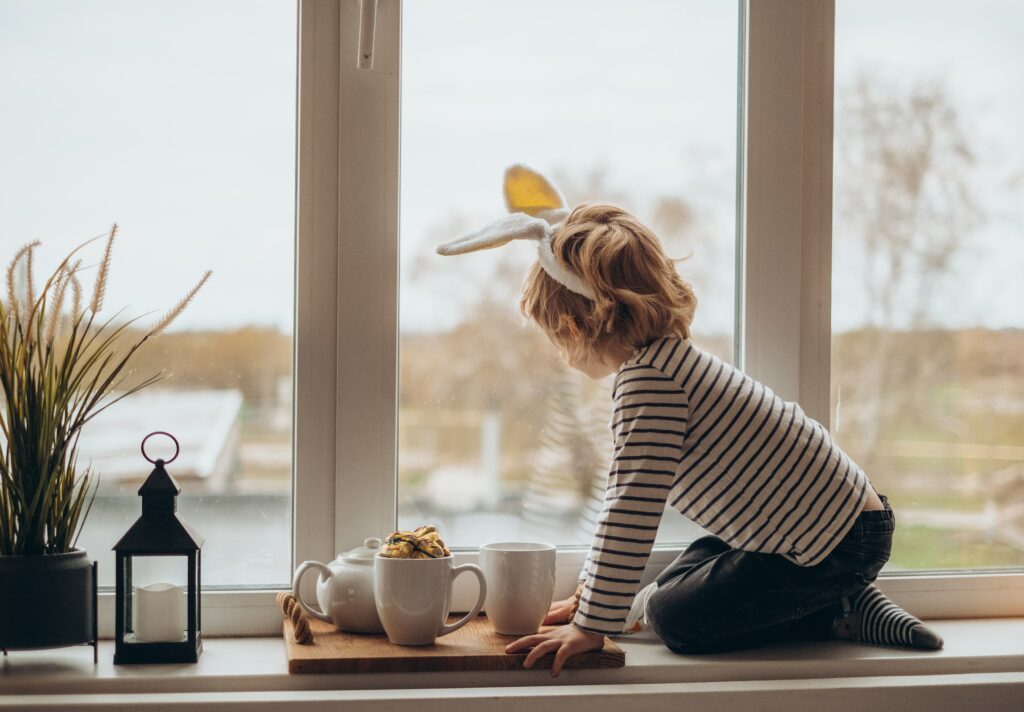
[519,203,697,363]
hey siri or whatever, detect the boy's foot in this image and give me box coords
[622,580,659,634]
[834,584,944,649]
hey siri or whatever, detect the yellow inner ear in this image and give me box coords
[504,165,566,216]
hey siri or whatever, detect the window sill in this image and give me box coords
[2,618,1022,709]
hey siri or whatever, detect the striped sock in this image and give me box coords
[838,585,943,650]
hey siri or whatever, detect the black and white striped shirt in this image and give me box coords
[572,336,871,635]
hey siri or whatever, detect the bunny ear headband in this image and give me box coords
[435,164,596,300]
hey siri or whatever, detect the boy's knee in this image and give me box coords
[646,588,704,651]
[647,587,745,654]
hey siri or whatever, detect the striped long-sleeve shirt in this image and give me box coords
[571,335,871,635]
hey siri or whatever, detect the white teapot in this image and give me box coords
[291,537,384,633]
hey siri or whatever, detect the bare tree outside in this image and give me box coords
[833,76,982,466]
[832,75,1024,568]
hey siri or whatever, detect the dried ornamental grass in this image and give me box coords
[0,225,211,555]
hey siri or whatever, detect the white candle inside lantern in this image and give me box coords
[134,583,186,642]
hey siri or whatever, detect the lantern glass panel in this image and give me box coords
[131,555,188,588]
[124,555,192,645]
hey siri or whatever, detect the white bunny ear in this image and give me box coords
[436,212,549,256]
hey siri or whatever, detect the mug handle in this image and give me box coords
[291,560,332,622]
[438,563,487,638]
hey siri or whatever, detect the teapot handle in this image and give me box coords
[291,560,333,622]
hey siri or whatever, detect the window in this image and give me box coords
[3,0,1019,634]
[831,0,1024,571]
[0,0,297,588]
[398,0,740,549]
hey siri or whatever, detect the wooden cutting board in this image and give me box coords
[283,615,626,674]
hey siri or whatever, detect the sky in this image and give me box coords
[831,0,1024,331]
[0,0,297,332]
[0,0,1020,335]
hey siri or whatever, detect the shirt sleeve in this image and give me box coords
[577,559,590,583]
[572,363,687,635]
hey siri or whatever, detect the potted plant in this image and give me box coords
[0,225,210,654]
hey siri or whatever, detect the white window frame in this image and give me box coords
[738,0,1023,621]
[95,0,1023,638]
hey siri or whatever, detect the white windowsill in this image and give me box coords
[2,618,1022,709]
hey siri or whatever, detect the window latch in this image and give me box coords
[356,0,379,70]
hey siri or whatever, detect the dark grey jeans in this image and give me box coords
[647,493,895,653]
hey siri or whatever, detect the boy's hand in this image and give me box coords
[543,595,578,625]
[504,624,606,677]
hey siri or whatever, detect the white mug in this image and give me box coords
[374,554,487,646]
[480,542,556,635]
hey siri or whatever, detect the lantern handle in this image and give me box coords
[141,431,180,465]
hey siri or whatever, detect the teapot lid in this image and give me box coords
[338,537,382,565]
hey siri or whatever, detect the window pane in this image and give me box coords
[399,0,739,548]
[0,0,296,586]
[832,0,1024,570]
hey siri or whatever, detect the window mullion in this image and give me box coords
[294,0,343,570]
[741,0,834,424]
[332,0,401,553]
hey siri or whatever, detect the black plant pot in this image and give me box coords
[0,549,97,659]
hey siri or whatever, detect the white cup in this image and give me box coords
[480,542,556,635]
[133,583,185,642]
[374,555,487,646]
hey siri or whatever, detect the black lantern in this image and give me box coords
[113,432,203,664]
